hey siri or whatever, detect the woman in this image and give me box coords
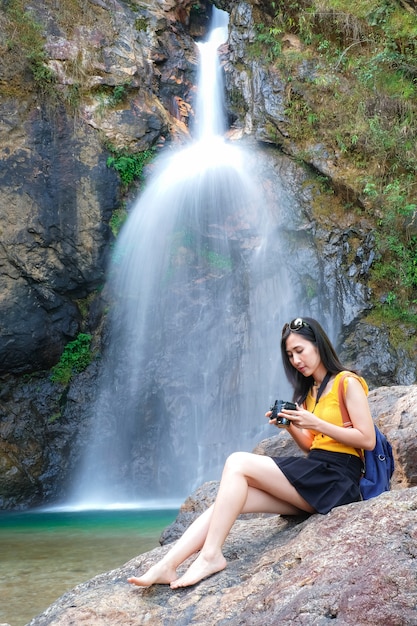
[128,316,375,589]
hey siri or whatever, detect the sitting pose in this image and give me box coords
[128,317,375,589]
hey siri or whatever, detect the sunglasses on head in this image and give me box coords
[282,318,311,335]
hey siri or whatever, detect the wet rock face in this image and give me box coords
[0,102,118,373]
[0,361,101,509]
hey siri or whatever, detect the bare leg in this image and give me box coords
[170,452,314,588]
[128,505,213,587]
[129,452,314,588]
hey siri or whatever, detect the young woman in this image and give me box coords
[128,317,375,589]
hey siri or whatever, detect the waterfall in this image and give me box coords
[67,9,324,509]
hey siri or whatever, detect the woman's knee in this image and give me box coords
[223,451,253,473]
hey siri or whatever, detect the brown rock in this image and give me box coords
[368,385,417,488]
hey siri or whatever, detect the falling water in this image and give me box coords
[68,9,309,508]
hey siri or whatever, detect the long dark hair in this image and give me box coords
[280,317,352,404]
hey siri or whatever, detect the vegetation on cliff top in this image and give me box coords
[254,0,417,328]
[1,0,110,106]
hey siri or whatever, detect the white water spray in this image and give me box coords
[68,9,303,508]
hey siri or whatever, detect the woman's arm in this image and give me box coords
[342,376,376,449]
[285,421,315,453]
[277,377,376,450]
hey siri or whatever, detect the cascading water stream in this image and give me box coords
[67,8,312,509]
[194,10,228,140]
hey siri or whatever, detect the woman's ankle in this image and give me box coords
[199,546,225,563]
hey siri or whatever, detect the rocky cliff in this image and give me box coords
[1,0,415,376]
[0,0,416,509]
[0,0,201,374]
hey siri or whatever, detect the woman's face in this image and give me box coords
[285,333,322,378]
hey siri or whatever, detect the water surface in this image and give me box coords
[0,508,177,626]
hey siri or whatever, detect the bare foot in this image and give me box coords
[170,552,227,589]
[128,561,178,587]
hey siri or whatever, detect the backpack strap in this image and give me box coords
[338,372,364,462]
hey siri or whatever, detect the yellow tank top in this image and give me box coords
[305,371,368,457]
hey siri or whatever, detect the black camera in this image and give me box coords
[270,400,297,428]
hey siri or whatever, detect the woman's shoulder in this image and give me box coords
[334,370,368,395]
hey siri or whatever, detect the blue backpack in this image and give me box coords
[338,373,395,500]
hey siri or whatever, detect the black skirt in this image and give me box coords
[271,449,363,515]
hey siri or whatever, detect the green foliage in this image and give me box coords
[191,2,205,14]
[370,302,417,328]
[95,84,131,115]
[254,23,283,60]
[4,1,56,91]
[252,0,417,320]
[202,249,233,272]
[106,148,154,188]
[366,177,417,313]
[373,231,417,289]
[49,411,62,424]
[109,84,129,106]
[135,17,148,31]
[50,333,93,385]
[109,205,128,237]
[29,53,56,89]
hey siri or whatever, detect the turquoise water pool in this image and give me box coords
[0,508,178,626]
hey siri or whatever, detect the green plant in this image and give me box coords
[318,39,331,52]
[50,333,93,385]
[107,148,154,187]
[135,17,148,31]
[29,52,56,89]
[202,249,233,273]
[5,1,56,91]
[191,3,205,14]
[362,181,378,198]
[95,83,131,116]
[109,84,130,106]
[254,23,283,60]
[109,205,128,237]
[385,291,397,306]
